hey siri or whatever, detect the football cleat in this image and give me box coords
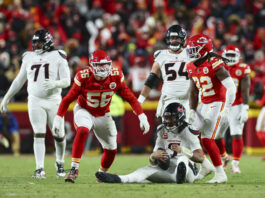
[55,162,66,178]
[222,154,231,171]
[65,167,79,183]
[32,168,46,179]
[207,172,227,184]
[176,162,186,184]
[95,172,121,183]
[231,163,241,174]
[189,162,199,176]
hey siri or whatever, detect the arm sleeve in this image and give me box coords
[118,82,143,115]
[57,83,81,117]
[221,77,236,108]
[2,62,27,103]
[56,58,71,88]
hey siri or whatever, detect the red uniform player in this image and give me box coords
[52,50,150,183]
[186,34,236,183]
[214,45,250,174]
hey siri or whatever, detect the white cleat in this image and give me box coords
[32,168,46,179]
[195,165,215,180]
[207,173,227,183]
[55,162,66,178]
[231,163,241,174]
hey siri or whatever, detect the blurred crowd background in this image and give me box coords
[0,0,265,104]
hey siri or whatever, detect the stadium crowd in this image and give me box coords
[0,0,265,103]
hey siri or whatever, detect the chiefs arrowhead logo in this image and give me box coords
[109,82,116,89]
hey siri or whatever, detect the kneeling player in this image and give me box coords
[96,103,214,183]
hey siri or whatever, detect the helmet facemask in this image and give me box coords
[163,111,186,133]
[223,51,240,66]
[32,30,54,55]
[186,44,205,62]
[91,61,112,78]
[165,25,187,52]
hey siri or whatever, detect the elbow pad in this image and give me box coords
[221,77,236,107]
[144,73,161,89]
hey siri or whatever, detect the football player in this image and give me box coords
[138,25,190,119]
[52,50,150,183]
[95,103,214,184]
[214,45,250,173]
[0,29,71,178]
[186,34,236,183]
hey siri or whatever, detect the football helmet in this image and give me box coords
[162,103,187,133]
[89,50,112,78]
[186,34,213,62]
[222,45,240,66]
[32,29,54,54]
[165,25,187,52]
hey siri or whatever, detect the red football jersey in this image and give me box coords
[225,62,251,105]
[187,57,227,104]
[57,67,143,117]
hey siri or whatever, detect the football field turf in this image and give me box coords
[0,154,264,198]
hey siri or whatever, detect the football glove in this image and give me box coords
[188,109,196,124]
[138,113,150,135]
[0,98,9,113]
[237,104,249,124]
[52,115,65,138]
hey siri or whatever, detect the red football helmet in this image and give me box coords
[222,45,240,66]
[186,34,213,62]
[89,50,112,78]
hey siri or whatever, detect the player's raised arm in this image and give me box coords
[0,60,27,113]
[138,61,161,104]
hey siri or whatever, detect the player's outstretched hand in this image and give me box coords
[0,99,8,113]
[138,113,150,135]
[52,115,64,138]
[43,79,56,90]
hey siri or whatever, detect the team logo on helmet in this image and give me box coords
[197,37,208,43]
[203,67,209,74]
[109,82,116,89]
[236,69,242,76]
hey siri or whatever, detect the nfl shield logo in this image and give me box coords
[236,69,242,76]
[162,133,168,139]
[203,67,209,74]
[109,82,116,89]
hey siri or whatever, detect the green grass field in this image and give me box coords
[0,154,265,198]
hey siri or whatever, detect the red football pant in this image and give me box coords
[257,131,265,146]
[201,138,222,167]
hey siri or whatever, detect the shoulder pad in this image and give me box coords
[22,51,30,59]
[58,50,67,59]
[154,50,162,59]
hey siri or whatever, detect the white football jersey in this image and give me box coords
[20,50,70,99]
[153,125,201,158]
[154,49,190,99]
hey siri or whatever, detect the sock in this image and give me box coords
[100,149,117,170]
[215,138,227,156]
[232,137,243,161]
[232,159,239,166]
[71,127,90,169]
[34,137,45,170]
[54,138,66,164]
[201,157,214,170]
[201,138,222,167]
[215,165,226,175]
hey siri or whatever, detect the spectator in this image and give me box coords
[0,111,20,156]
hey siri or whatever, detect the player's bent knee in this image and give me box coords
[34,133,46,138]
[54,136,65,142]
